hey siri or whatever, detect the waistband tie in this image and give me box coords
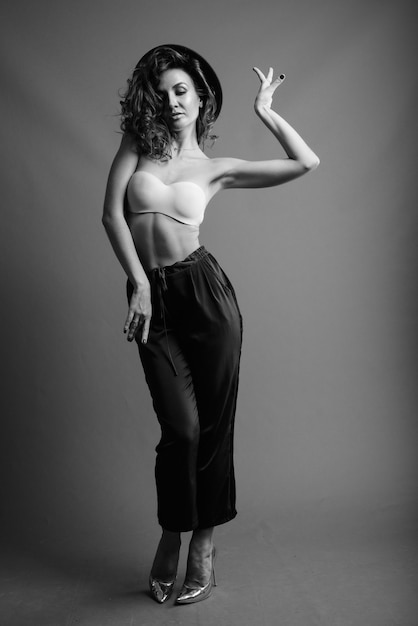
[157,266,168,292]
[155,267,178,377]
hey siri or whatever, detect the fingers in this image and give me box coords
[124,311,151,343]
[125,313,140,342]
[124,287,152,343]
[253,66,285,85]
[123,310,134,335]
[274,73,286,85]
[141,318,150,345]
[253,66,265,82]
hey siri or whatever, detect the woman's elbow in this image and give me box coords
[102,211,120,231]
[102,212,111,229]
[304,154,320,172]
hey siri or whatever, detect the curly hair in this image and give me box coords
[120,46,219,160]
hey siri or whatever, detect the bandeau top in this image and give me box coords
[126,170,207,226]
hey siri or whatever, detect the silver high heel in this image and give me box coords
[148,574,176,604]
[175,547,217,605]
[148,532,180,603]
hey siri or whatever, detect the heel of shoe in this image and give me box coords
[212,547,217,587]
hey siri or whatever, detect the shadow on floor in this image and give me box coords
[2,504,418,626]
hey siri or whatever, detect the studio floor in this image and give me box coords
[1,505,417,626]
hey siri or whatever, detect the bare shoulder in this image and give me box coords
[206,157,239,172]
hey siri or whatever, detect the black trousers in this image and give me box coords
[127,247,242,532]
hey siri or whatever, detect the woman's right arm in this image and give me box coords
[102,134,151,343]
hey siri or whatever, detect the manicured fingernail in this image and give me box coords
[280,74,285,79]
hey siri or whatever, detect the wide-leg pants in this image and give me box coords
[127,246,242,532]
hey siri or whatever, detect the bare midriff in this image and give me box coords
[125,211,200,272]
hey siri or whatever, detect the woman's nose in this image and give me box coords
[168,92,178,109]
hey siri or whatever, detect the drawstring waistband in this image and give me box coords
[147,247,209,378]
[154,266,178,377]
[157,266,168,291]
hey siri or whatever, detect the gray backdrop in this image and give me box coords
[1,0,417,548]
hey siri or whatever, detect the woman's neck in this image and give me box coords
[171,127,200,155]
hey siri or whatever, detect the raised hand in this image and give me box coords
[253,66,285,110]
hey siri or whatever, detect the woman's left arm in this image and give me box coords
[220,67,320,189]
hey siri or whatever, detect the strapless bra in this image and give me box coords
[126,170,207,226]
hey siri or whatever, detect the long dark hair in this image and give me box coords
[120,46,219,160]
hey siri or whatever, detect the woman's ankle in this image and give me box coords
[151,531,181,579]
[190,527,214,551]
[161,529,181,547]
[184,531,215,586]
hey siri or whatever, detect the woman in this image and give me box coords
[102,44,319,605]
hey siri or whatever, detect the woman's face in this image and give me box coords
[157,68,202,133]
